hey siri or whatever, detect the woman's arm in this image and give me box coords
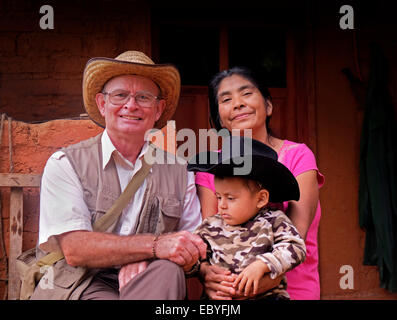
[287,169,319,240]
[197,185,218,219]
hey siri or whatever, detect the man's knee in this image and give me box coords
[119,259,186,300]
[150,259,185,281]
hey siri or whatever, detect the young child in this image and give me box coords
[186,136,306,300]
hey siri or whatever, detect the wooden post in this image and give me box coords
[8,187,23,300]
[0,173,41,300]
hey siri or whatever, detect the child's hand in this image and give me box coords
[233,260,270,296]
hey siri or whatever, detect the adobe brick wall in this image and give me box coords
[315,3,397,300]
[0,119,103,298]
[0,0,151,123]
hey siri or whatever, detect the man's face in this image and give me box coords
[96,75,165,139]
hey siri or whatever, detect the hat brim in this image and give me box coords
[83,57,181,129]
[188,153,300,203]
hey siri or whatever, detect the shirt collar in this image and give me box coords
[101,129,149,170]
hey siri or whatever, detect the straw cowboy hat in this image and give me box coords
[187,136,300,203]
[82,51,181,129]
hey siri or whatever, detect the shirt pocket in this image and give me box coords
[154,195,183,234]
[87,187,119,231]
[38,259,86,293]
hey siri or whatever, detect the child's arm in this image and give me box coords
[257,210,307,280]
[234,211,306,296]
[233,260,271,296]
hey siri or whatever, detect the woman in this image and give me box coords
[197,67,324,300]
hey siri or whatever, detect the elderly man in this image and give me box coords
[31,51,206,300]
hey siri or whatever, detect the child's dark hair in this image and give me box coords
[214,175,265,194]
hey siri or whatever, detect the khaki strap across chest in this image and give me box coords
[39,154,153,267]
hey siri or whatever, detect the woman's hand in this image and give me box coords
[200,262,238,300]
[200,262,283,300]
[201,262,283,300]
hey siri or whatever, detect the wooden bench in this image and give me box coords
[0,172,202,300]
[0,173,42,300]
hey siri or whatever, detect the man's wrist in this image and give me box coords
[152,234,160,259]
[184,260,201,277]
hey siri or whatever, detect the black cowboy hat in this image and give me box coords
[187,136,300,203]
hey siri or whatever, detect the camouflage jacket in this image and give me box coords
[195,209,306,299]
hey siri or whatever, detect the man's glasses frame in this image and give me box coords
[102,89,160,108]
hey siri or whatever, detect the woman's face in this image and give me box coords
[216,74,272,136]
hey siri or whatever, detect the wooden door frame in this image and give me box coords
[286,15,318,153]
[151,8,318,153]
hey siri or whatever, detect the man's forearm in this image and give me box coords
[58,230,155,268]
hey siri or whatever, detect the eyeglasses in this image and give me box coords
[102,89,160,108]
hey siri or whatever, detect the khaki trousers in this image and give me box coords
[80,260,186,300]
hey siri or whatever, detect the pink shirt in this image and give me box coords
[195,140,324,300]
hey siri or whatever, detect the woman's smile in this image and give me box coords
[231,111,254,121]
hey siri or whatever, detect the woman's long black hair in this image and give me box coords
[208,66,273,133]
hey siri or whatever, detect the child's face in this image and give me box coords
[214,176,269,226]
